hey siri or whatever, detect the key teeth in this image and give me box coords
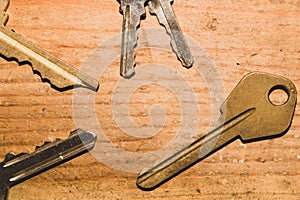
[43,141,52,145]
[0,41,42,78]
[3,152,28,162]
[4,152,16,162]
[6,129,87,155]
[0,0,9,11]
[148,0,194,69]
[35,141,53,150]
[31,63,99,92]
[119,3,145,79]
[15,152,28,157]
[30,64,72,90]
[0,26,99,91]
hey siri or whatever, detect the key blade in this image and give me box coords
[120,1,146,78]
[136,108,255,190]
[221,72,297,141]
[120,5,136,78]
[0,25,99,91]
[0,0,98,91]
[0,129,97,188]
[148,0,194,68]
[3,153,16,163]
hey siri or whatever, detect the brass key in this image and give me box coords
[137,72,297,190]
[0,0,99,91]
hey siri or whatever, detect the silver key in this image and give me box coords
[0,129,97,200]
[119,0,146,78]
[148,0,193,68]
[117,0,193,78]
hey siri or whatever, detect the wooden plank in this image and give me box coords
[0,0,299,199]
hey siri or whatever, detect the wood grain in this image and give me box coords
[0,0,299,199]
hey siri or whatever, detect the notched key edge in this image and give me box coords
[120,3,146,79]
[148,0,194,68]
[0,45,99,92]
[120,5,137,79]
[0,0,99,92]
[0,128,97,199]
[0,0,9,25]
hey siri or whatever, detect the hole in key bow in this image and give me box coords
[268,85,290,106]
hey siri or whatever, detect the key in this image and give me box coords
[148,0,193,68]
[137,72,297,190]
[0,0,99,91]
[0,129,97,200]
[119,0,146,78]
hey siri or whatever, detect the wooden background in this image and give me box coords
[0,0,299,199]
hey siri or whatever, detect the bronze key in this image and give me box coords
[0,0,99,91]
[137,72,297,190]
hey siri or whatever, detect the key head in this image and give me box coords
[220,72,297,142]
[119,0,146,15]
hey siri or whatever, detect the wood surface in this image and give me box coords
[0,0,299,199]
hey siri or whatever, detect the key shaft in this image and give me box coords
[119,0,146,78]
[137,108,255,190]
[0,129,97,200]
